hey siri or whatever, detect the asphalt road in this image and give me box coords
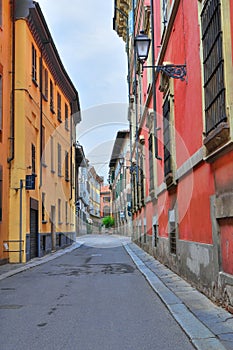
[0,235,194,350]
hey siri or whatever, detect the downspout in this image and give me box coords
[39,55,43,187]
[133,0,139,209]
[150,0,159,158]
[8,0,16,163]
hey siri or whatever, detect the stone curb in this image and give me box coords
[124,243,227,350]
[0,242,82,281]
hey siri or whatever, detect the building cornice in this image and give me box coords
[113,0,131,42]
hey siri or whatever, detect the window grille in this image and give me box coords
[170,222,176,254]
[201,0,226,134]
[149,134,154,190]
[153,224,157,247]
[163,96,172,177]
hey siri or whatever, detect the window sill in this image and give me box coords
[58,222,63,225]
[42,163,48,168]
[51,169,56,174]
[165,173,177,190]
[204,122,230,156]
[42,220,48,224]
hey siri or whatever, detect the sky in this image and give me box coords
[38,0,129,181]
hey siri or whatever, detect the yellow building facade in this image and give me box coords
[8,1,81,262]
[0,1,12,264]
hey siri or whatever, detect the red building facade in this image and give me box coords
[114,0,233,308]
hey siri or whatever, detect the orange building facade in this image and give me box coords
[0,1,12,264]
[0,1,81,263]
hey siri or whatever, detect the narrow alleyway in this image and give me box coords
[0,236,194,350]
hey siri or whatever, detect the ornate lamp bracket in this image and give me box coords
[143,64,186,81]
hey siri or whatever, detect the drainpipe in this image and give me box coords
[8,0,16,163]
[133,0,139,207]
[150,0,159,158]
[39,55,43,187]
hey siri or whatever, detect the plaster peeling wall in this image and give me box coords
[186,245,210,277]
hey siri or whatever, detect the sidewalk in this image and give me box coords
[0,242,82,281]
[125,242,233,350]
[1,238,233,350]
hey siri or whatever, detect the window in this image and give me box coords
[148,134,154,191]
[0,165,2,221]
[140,154,144,205]
[57,92,62,122]
[31,143,36,175]
[103,196,110,203]
[32,44,37,83]
[169,209,177,255]
[153,224,158,247]
[42,66,48,100]
[65,151,69,181]
[65,103,69,130]
[57,143,62,176]
[201,0,227,142]
[65,201,68,224]
[170,221,176,254]
[163,95,172,177]
[50,136,55,173]
[50,80,54,112]
[0,75,2,131]
[42,192,46,222]
[58,198,62,223]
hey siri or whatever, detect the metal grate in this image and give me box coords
[201,0,226,134]
[170,223,177,254]
[149,134,154,190]
[163,96,172,177]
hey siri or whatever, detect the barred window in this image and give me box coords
[201,0,226,135]
[148,134,154,191]
[163,96,172,177]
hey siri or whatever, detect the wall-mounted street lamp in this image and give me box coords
[135,31,186,81]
